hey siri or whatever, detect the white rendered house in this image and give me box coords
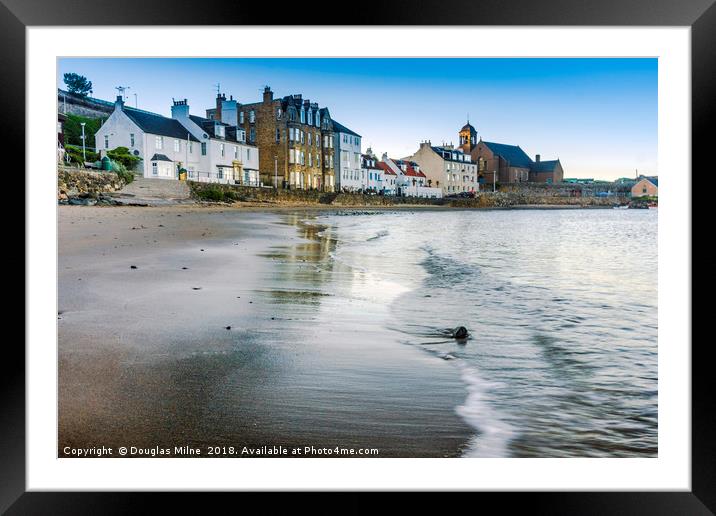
[361,151,384,192]
[381,155,442,198]
[332,120,363,192]
[94,96,260,185]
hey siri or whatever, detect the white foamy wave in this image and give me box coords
[366,229,389,241]
[454,361,517,458]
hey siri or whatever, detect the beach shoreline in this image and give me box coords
[58,205,475,458]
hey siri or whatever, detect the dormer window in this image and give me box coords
[307,110,313,126]
[316,112,320,127]
[215,124,225,138]
[300,107,305,124]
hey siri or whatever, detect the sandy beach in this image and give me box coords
[58,205,474,457]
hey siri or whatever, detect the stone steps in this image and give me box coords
[115,178,193,206]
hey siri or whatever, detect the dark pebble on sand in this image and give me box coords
[130,265,137,269]
[192,287,202,290]
[200,249,205,252]
[225,326,231,330]
[182,267,188,270]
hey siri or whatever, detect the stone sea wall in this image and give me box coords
[189,182,629,208]
[58,166,126,203]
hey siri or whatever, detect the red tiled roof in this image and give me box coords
[404,163,426,178]
[377,161,396,175]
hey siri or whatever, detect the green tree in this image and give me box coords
[63,73,93,96]
[63,114,104,149]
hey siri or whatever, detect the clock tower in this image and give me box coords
[459,119,477,154]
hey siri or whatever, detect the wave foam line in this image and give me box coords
[454,361,517,458]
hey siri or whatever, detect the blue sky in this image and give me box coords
[58,58,657,179]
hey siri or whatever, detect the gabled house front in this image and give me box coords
[95,96,260,185]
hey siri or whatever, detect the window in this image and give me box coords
[152,162,158,175]
[300,108,305,124]
[308,153,312,167]
[316,112,320,127]
[155,136,163,149]
[201,142,207,156]
[174,139,180,152]
[239,112,244,124]
[289,149,295,164]
[234,146,238,159]
[189,142,193,154]
[276,128,281,143]
[104,135,109,149]
[308,110,313,126]
[249,110,255,123]
[277,108,282,119]
[220,144,225,157]
[250,127,255,141]
[130,133,135,147]
[308,132,312,146]
[218,168,224,179]
[246,148,251,161]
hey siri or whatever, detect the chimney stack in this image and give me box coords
[263,86,273,103]
[536,154,541,162]
[114,95,124,111]
[171,98,190,119]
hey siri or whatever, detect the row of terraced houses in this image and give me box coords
[85,86,563,197]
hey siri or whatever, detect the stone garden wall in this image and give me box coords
[58,166,126,203]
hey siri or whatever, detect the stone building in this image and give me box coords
[210,87,336,191]
[407,141,478,195]
[472,139,564,184]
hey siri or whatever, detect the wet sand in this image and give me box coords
[58,205,473,457]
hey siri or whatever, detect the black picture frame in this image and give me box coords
[4,0,709,512]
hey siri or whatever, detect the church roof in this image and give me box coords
[531,159,561,173]
[461,122,476,133]
[482,141,533,168]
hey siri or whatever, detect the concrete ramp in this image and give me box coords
[113,178,193,206]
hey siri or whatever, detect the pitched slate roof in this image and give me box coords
[361,154,382,170]
[641,176,658,187]
[430,146,474,164]
[123,108,200,142]
[482,141,533,168]
[531,159,560,173]
[149,153,173,162]
[189,115,226,138]
[331,120,361,138]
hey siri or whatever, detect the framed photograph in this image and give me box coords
[6,0,710,511]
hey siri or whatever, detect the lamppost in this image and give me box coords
[80,122,86,163]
